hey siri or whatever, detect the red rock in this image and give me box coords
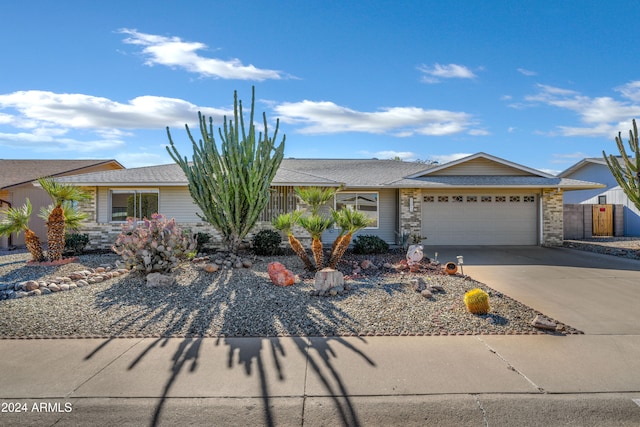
[204,264,219,273]
[268,262,295,286]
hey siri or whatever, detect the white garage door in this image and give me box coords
[421,193,538,245]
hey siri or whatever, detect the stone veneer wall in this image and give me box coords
[399,188,422,240]
[80,220,309,252]
[542,188,564,246]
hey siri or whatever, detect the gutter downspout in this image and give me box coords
[0,198,12,247]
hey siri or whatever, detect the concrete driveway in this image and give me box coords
[427,246,640,335]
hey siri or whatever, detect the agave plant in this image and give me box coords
[0,199,44,261]
[37,177,91,261]
[298,214,334,269]
[327,208,372,269]
[272,211,314,271]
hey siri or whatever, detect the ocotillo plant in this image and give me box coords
[167,87,285,254]
[603,119,640,211]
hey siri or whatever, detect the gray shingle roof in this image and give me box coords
[55,156,603,190]
[0,159,123,189]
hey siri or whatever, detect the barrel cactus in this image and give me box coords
[112,214,196,274]
[464,288,490,314]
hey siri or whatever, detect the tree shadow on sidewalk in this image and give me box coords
[85,258,377,426]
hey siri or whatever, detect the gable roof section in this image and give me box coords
[407,152,555,178]
[0,159,124,189]
[557,157,609,178]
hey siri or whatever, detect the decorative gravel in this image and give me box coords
[0,249,581,338]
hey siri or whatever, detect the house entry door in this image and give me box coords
[592,204,613,236]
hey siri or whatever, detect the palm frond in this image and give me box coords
[0,199,33,237]
[37,177,91,206]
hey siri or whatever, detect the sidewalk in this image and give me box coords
[1,334,639,426]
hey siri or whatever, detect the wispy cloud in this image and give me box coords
[417,63,476,83]
[0,90,229,154]
[119,29,289,81]
[273,100,478,136]
[550,152,590,163]
[517,67,537,76]
[429,153,472,164]
[519,83,640,137]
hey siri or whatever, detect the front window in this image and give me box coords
[335,192,378,228]
[110,190,159,221]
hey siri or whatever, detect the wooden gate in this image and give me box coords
[592,204,613,236]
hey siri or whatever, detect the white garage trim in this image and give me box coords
[421,190,539,245]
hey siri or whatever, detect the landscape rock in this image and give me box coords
[48,284,61,292]
[203,264,219,273]
[314,268,344,293]
[25,281,39,291]
[242,260,252,268]
[406,245,424,266]
[421,289,433,298]
[360,260,372,269]
[268,262,295,286]
[532,315,557,330]
[146,272,176,288]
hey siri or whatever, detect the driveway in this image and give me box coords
[427,246,640,335]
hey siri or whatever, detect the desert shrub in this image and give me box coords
[252,229,283,255]
[112,214,196,274]
[194,232,212,252]
[352,234,389,254]
[64,233,90,254]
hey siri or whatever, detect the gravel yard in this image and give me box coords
[0,249,581,338]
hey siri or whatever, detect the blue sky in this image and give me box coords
[1,1,639,174]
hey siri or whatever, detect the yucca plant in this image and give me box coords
[272,211,314,270]
[0,199,44,261]
[327,208,372,268]
[298,214,334,269]
[37,177,91,261]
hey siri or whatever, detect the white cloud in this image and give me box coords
[273,100,478,136]
[0,90,229,130]
[550,152,590,164]
[616,81,640,102]
[417,63,476,83]
[429,153,472,164]
[119,29,288,81]
[517,68,537,76]
[0,89,234,155]
[522,83,640,137]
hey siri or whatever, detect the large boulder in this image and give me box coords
[267,262,295,286]
[406,244,424,266]
[146,272,176,288]
[314,268,344,293]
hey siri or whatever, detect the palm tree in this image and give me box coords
[272,211,314,271]
[0,199,44,261]
[39,201,89,233]
[298,214,334,270]
[327,208,372,269]
[294,186,340,215]
[37,178,90,261]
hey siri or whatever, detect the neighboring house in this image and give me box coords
[559,158,640,237]
[0,159,125,249]
[55,152,603,250]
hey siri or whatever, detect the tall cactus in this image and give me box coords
[167,87,285,254]
[603,119,640,211]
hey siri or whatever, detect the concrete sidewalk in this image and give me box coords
[1,335,639,426]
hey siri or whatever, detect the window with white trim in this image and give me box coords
[110,190,159,222]
[335,192,378,228]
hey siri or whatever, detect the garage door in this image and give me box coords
[421,193,538,245]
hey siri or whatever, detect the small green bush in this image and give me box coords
[194,232,212,252]
[252,229,283,255]
[65,233,90,255]
[352,234,389,254]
